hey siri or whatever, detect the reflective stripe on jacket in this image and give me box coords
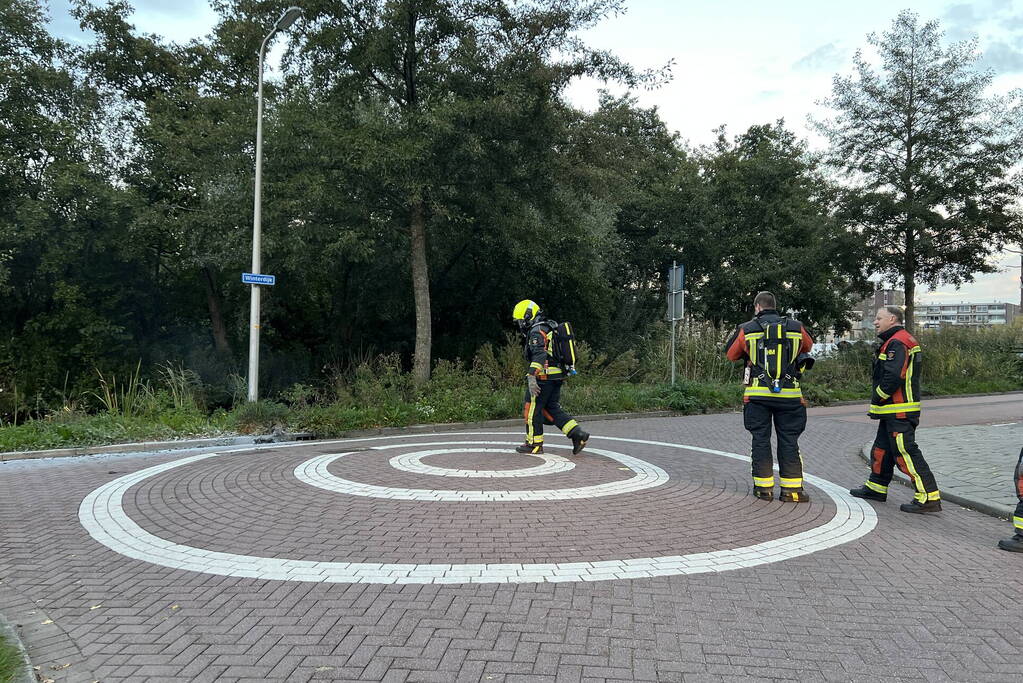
[724,309,813,403]
[524,319,564,379]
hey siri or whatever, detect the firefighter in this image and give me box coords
[724,291,815,502]
[849,306,942,513]
[512,299,589,455]
[997,449,1023,552]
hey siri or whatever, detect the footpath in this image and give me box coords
[863,421,1020,519]
[807,392,1022,520]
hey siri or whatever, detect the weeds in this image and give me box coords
[91,361,149,417]
[0,326,1019,451]
[0,632,24,683]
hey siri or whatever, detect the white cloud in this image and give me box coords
[792,43,850,72]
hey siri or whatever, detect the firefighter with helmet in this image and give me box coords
[512,299,589,455]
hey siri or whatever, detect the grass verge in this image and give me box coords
[0,633,24,683]
[1,326,1019,452]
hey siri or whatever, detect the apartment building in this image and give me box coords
[918,302,1020,329]
[849,287,905,339]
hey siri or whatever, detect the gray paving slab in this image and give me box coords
[858,418,1021,518]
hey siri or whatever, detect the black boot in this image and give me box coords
[997,534,1023,553]
[899,499,941,514]
[849,485,887,502]
[568,428,589,455]
[753,487,773,501]
[515,442,543,454]
[779,489,810,503]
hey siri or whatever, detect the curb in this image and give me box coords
[0,432,317,463]
[0,613,34,683]
[0,412,691,463]
[3,389,1020,463]
[858,442,1014,520]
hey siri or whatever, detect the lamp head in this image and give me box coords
[275,6,303,31]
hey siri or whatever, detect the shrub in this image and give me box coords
[229,401,292,434]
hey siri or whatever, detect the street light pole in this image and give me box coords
[247,6,303,402]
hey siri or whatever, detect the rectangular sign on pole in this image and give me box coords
[667,264,684,321]
[669,264,684,294]
[242,273,276,286]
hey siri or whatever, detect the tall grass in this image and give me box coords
[0,632,24,683]
[91,360,149,417]
[0,324,1020,450]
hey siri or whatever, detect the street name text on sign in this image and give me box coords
[242,273,276,286]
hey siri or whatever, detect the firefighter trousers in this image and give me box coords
[743,400,806,490]
[523,379,579,445]
[866,416,940,503]
[1013,447,1023,536]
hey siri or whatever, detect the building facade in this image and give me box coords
[918,302,1020,329]
[850,287,905,339]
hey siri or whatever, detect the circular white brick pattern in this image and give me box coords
[78,432,877,584]
[388,447,574,478]
[295,441,666,500]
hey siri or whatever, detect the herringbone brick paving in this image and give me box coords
[1,409,1021,682]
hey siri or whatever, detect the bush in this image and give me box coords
[229,400,292,434]
[1,323,1019,449]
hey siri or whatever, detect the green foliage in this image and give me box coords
[0,411,227,452]
[2,1,1021,427]
[229,401,291,435]
[687,123,870,334]
[818,10,1023,328]
[90,361,149,417]
[0,632,22,683]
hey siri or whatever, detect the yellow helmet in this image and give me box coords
[512,299,540,332]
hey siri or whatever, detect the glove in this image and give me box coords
[527,374,540,397]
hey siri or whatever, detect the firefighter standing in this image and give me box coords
[511,299,589,455]
[849,306,942,513]
[998,450,1023,552]
[724,291,815,502]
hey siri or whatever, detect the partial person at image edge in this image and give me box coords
[998,449,1023,552]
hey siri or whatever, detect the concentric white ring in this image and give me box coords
[388,447,574,478]
[78,432,878,584]
[295,441,666,500]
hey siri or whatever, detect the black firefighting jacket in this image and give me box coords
[724,309,813,404]
[869,325,921,419]
[523,318,565,380]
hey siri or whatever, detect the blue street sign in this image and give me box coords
[242,273,276,286]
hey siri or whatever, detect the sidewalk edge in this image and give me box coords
[858,442,1014,520]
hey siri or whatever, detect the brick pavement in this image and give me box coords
[1,409,1021,682]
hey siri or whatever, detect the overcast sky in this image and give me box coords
[44,0,1023,305]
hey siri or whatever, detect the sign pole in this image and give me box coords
[671,261,678,386]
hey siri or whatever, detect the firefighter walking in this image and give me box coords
[511,299,589,455]
[849,306,942,513]
[724,291,815,502]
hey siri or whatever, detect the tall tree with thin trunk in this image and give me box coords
[216,0,660,383]
[816,10,1023,330]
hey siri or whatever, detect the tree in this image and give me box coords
[817,10,1023,330]
[0,0,146,409]
[214,0,659,383]
[689,123,868,334]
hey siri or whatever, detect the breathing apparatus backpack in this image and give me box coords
[749,318,797,393]
[547,320,578,376]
